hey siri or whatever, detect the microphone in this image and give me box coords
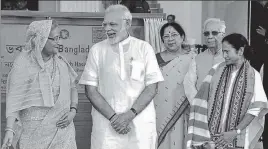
[195,44,208,53]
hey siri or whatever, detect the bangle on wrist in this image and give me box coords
[109,113,116,121]
[130,108,138,116]
[6,126,13,129]
[235,128,241,135]
[5,128,15,135]
[70,107,77,113]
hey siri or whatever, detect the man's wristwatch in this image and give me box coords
[130,108,138,116]
[235,128,241,135]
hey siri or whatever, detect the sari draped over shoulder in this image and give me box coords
[5,20,78,149]
[154,53,194,149]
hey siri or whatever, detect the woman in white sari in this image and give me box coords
[1,20,78,149]
[154,22,195,149]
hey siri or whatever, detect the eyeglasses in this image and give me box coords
[162,34,180,40]
[203,31,223,37]
[48,36,60,42]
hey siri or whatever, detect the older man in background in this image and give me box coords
[167,14,176,23]
[79,4,164,149]
[183,18,226,104]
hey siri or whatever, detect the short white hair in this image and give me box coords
[105,4,132,22]
[203,18,226,33]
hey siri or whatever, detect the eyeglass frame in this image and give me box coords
[203,31,223,37]
[48,36,60,42]
[162,33,180,40]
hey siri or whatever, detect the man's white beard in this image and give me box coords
[107,36,121,45]
[107,27,127,45]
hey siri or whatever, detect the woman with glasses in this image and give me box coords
[154,22,195,149]
[1,20,78,149]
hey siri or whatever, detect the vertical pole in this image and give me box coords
[0,3,2,144]
[248,0,251,44]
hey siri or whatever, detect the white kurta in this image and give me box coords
[79,36,164,149]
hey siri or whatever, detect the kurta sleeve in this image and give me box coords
[79,45,99,87]
[143,43,164,86]
[183,58,198,105]
[247,70,267,116]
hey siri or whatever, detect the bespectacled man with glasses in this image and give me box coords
[79,4,163,149]
[183,18,226,105]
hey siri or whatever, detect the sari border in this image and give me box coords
[157,97,190,147]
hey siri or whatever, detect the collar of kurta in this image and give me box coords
[207,48,222,56]
[119,35,132,47]
[118,35,132,80]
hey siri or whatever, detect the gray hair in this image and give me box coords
[105,4,132,22]
[203,18,226,33]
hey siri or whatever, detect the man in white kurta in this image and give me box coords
[79,5,164,149]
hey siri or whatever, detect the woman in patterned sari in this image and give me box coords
[1,20,78,149]
[154,22,195,149]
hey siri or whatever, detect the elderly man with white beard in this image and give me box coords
[79,4,164,149]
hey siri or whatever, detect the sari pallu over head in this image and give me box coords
[187,61,268,149]
[7,20,53,117]
[5,20,77,146]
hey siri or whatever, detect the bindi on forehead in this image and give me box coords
[165,27,177,34]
